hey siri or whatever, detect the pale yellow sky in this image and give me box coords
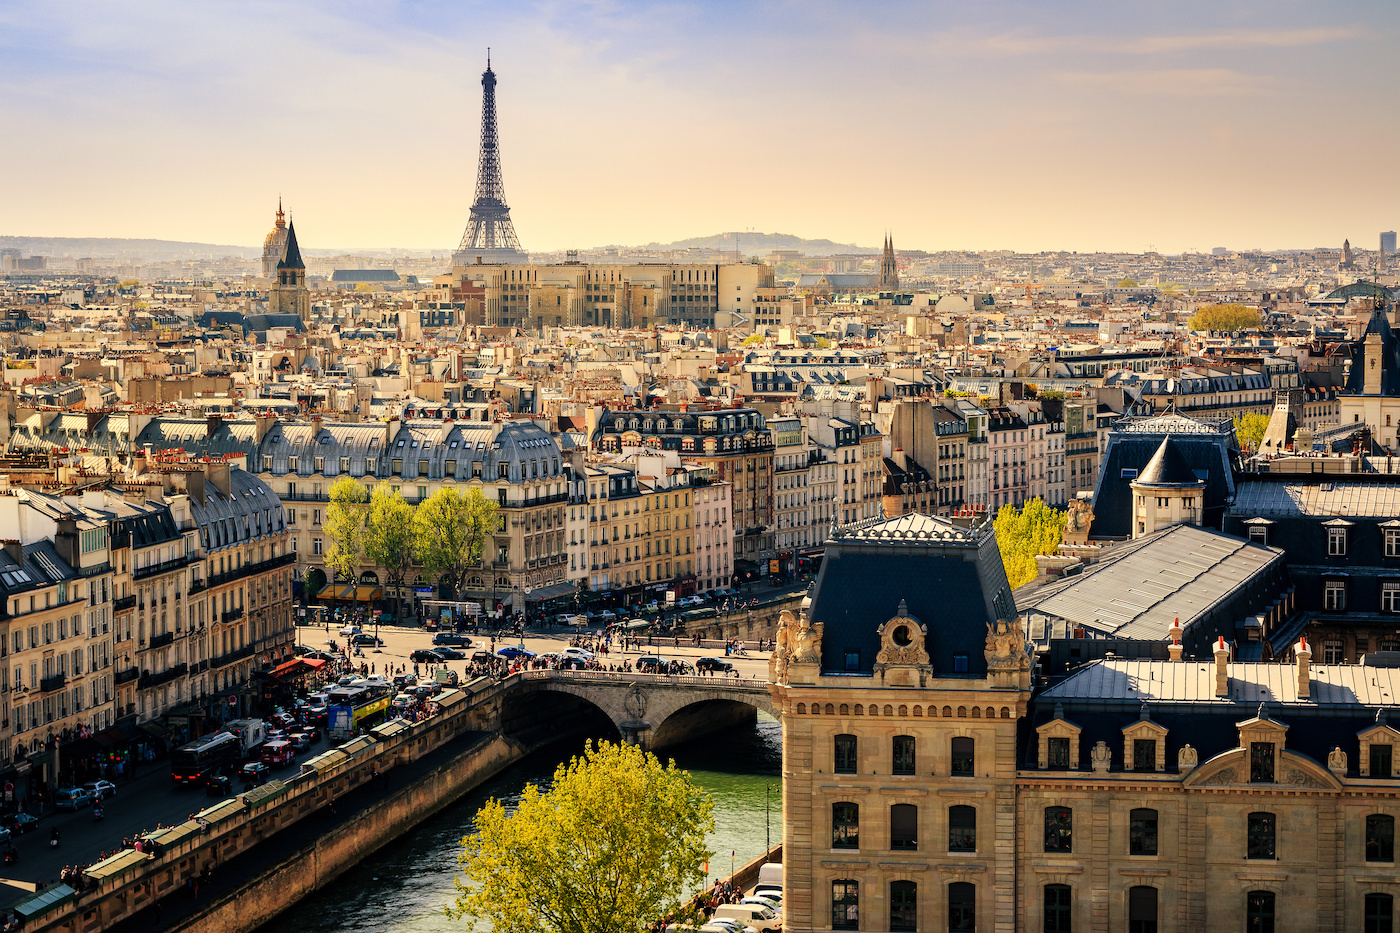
[1,1,1397,255]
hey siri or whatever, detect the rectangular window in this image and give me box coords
[418,459,429,476]
[892,735,915,775]
[948,805,976,852]
[890,804,917,851]
[1324,581,1346,611]
[1385,583,1400,613]
[1250,742,1275,783]
[1044,884,1072,933]
[834,734,857,774]
[844,651,859,672]
[951,737,974,777]
[1388,529,1400,558]
[952,653,969,672]
[1130,808,1158,856]
[312,538,323,556]
[1048,737,1070,770]
[1329,527,1348,556]
[392,458,403,476]
[1366,893,1394,933]
[1324,642,1344,664]
[1133,739,1157,772]
[1248,525,1268,545]
[1246,891,1275,933]
[1043,806,1072,853]
[1367,814,1395,862]
[831,881,858,931]
[1247,811,1276,859]
[1373,744,1395,778]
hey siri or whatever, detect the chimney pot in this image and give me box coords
[1296,637,1312,699]
[1214,638,1231,697]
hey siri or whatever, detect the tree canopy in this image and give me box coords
[993,499,1067,589]
[449,740,714,933]
[1189,303,1261,333]
[322,476,369,583]
[412,486,499,596]
[1233,411,1270,451]
[362,483,415,611]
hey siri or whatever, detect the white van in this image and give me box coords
[756,863,783,887]
[712,905,780,933]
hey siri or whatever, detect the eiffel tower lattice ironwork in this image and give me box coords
[456,50,523,256]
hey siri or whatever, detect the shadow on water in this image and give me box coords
[257,713,782,933]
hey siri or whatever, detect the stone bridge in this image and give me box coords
[502,669,776,751]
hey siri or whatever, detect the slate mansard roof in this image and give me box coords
[807,513,1015,678]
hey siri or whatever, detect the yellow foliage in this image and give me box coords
[993,499,1067,589]
[1189,303,1261,333]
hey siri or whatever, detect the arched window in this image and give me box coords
[1247,812,1276,860]
[831,802,859,849]
[951,736,974,776]
[1365,893,1393,933]
[1044,805,1073,853]
[948,881,975,933]
[948,805,976,852]
[892,735,915,775]
[1246,891,1275,933]
[888,881,917,932]
[1128,886,1157,933]
[890,804,917,850]
[1367,814,1395,862]
[1130,808,1159,856]
[1044,884,1072,933]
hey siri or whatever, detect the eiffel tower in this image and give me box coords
[453,51,528,266]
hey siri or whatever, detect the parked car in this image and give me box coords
[635,655,669,673]
[351,633,384,647]
[700,920,758,933]
[496,646,536,660]
[597,610,617,623]
[471,650,496,663]
[240,762,270,786]
[696,657,734,674]
[410,649,440,664]
[205,774,232,798]
[432,647,465,661]
[54,787,93,811]
[82,780,118,802]
[338,624,361,637]
[10,813,38,835]
[561,647,594,661]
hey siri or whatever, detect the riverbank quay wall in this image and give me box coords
[22,675,515,933]
[683,594,804,643]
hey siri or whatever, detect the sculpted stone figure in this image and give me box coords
[984,619,1029,671]
[793,618,824,664]
[1328,746,1348,775]
[771,610,794,682]
[1091,741,1112,772]
[1178,744,1198,772]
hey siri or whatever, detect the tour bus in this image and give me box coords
[325,683,392,739]
[170,732,242,785]
[260,739,296,768]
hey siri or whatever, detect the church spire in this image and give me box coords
[879,230,899,291]
[275,197,285,229]
[278,220,304,270]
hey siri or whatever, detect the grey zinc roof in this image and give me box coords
[1017,525,1284,640]
[189,469,286,552]
[1231,481,1400,520]
[1043,657,1400,709]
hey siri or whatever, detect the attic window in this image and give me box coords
[1120,469,1138,479]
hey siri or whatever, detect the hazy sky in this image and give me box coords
[2,1,1397,254]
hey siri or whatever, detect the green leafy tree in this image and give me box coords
[1189,303,1261,333]
[323,476,369,584]
[1234,411,1270,452]
[362,482,415,619]
[1117,278,1139,288]
[449,740,714,933]
[412,486,499,597]
[814,336,831,349]
[993,498,1067,589]
[741,334,765,346]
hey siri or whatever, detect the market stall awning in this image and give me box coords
[14,884,75,920]
[269,659,309,681]
[315,583,383,603]
[86,850,152,883]
[302,657,327,670]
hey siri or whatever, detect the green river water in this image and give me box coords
[258,713,783,933]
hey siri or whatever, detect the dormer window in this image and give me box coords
[1326,520,1352,556]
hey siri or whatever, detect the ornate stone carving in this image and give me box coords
[1328,746,1348,775]
[1178,744,1198,773]
[771,610,795,683]
[793,617,824,665]
[1063,497,1095,544]
[874,600,931,685]
[984,619,1030,671]
[1204,766,1239,785]
[1091,741,1112,773]
[1282,766,1327,788]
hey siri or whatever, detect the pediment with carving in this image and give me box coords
[1184,748,1341,790]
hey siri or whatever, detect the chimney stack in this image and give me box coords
[1296,637,1312,699]
[1214,636,1231,697]
[1168,617,1183,661]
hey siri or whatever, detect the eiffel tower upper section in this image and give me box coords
[453,52,528,265]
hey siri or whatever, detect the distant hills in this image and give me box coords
[0,230,875,263]
[641,232,876,256]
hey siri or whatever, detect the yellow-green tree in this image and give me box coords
[323,476,369,583]
[993,499,1067,588]
[449,740,715,933]
[1117,278,1138,288]
[1189,303,1261,333]
[412,486,499,597]
[362,483,415,618]
[1234,411,1270,451]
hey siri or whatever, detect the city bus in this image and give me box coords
[326,683,392,739]
[170,732,242,785]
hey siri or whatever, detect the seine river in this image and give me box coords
[258,713,783,933]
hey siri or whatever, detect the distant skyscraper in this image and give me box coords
[878,233,899,291]
[1382,232,1396,272]
[453,52,527,266]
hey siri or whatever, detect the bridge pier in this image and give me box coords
[618,720,653,751]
